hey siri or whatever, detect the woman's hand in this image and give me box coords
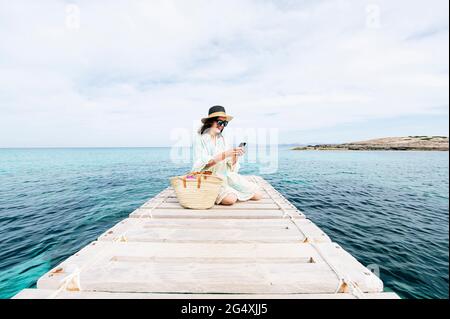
[235,147,245,156]
[224,147,245,158]
[206,148,245,168]
[230,147,244,166]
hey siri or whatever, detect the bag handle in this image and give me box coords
[182,171,213,188]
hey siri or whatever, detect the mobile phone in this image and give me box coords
[239,142,247,148]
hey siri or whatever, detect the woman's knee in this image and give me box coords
[221,194,238,206]
[251,191,263,201]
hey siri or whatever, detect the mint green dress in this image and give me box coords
[192,133,259,204]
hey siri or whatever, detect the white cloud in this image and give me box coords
[0,0,448,147]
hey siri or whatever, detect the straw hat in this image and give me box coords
[201,105,234,123]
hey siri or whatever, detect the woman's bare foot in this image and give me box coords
[220,194,238,206]
[250,191,262,201]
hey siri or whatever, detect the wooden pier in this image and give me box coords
[14,176,399,299]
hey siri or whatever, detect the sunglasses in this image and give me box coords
[216,120,229,127]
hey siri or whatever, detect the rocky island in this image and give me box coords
[292,136,449,151]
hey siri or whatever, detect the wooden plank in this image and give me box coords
[163,192,282,201]
[151,202,298,211]
[13,289,401,299]
[130,208,305,219]
[164,193,282,200]
[162,193,290,203]
[163,197,276,204]
[37,242,383,294]
[98,218,328,243]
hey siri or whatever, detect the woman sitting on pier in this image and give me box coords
[192,105,262,206]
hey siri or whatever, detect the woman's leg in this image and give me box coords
[250,191,262,201]
[220,194,238,206]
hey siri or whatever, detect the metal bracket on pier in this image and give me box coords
[46,265,81,299]
[338,276,365,299]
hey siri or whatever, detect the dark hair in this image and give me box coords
[199,117,219,135]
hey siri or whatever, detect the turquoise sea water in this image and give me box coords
[0,148,448,299]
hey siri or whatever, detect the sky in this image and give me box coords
[0,0,448,147]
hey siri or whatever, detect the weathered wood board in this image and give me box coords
[97,218,330,243]
[35,241,383,294]
[14,289,400,299]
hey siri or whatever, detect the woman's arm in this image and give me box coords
[192,135,213,172]
[192,135,244,171]
[227,147,244,172]
[223,137,244,172]
[192,135,241,171]
[205,149,243,168]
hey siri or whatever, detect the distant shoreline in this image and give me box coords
[291,147,449,151]
[292,136,449,152]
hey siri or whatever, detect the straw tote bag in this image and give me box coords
[170,171,223,209]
